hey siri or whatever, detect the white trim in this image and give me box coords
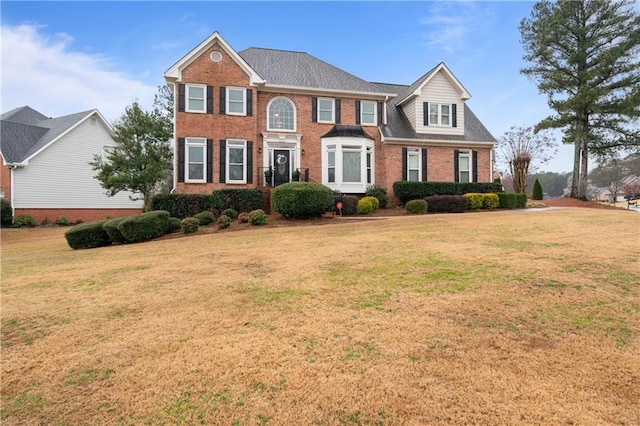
[258,84,390,99]
[360,100,377,126]
[185,84,207,113]
[226,87,247,116]
[226,139,247,184]
[397,63,471,107]
[406,147,422,182]
[164,32,265,85]
[321,136,374,193]
[381,134,496,148]
[429,103,451,127]
[317,97,335,124]
[185,137,207,183]
[267,97,296,132]
[458,149,472,183]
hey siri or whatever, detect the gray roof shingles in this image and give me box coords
[1,106,94,163]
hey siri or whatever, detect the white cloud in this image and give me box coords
[1,24,156,123]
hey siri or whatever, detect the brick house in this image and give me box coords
[164,32,497,206]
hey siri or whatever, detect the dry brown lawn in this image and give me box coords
[1,207,639,425]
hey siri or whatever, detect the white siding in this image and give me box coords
[13,117,144,209]
[403,99,417,129]
[415,70,465,136]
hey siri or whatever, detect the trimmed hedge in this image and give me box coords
[271,182,334,218]
[65,220,111,250]
[393,181,503,204]
[483,193,500,209]
[211,189,263,213]
[117,210,171,243]
[150,194,215,219]
[497,193,528,209]
[406,199,428,214]
[167,217,182,233]
[464,193,484,210]
[356,196,380,215]
[424,195,469,213]
[103,216,130,244]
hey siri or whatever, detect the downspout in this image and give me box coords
[169,81,178,194]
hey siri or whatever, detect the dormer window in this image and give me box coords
[429,103,450,126]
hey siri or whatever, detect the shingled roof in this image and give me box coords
[1,106,100,164]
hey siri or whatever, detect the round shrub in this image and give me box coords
[217,215,232,229]
[103,216,130,244]
[65,220,111,250]
[222,208,238,219]
[194,210,216,226]
[1,199,13,227]
[333,194,359,216]
[482,193,500,210]
[13,215,37,228]
[248,209,268,226]
[237,212,250,223]
[365,184,389,209]
[271,182,334,219]
[356,196,380,215]
[463,193,484,210]
[166,217,182,233]
[117,210,171,243]
[181,217,200,234]
[406,199,428,214]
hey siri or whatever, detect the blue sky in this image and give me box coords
[1,1,582,173]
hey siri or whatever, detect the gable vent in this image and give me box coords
[210,51,223,63]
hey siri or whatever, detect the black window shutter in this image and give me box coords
[402,147,408,180]
[335,99,341,124]
[452,104,457,128]
[377,101,383,125]
[247,89,253,116]
[422,149,428,182]
[355,101,361,125]
[219,140,226,183]
[178,84,185,112]
[177,138,185,182]
[206,86,213,114]
[219,87,226,114]
[454,150,460,183]
[206,139,213,183]
[312,97,317,122]
[472,150,478,182]
[423,102,429,126]
[246,141,253,183]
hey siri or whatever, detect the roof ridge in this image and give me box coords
[242,46,308,55]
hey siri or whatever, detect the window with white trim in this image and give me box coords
[226,139,247,183]
[458,150,471,183]
[360,101,376,125]
[407,148,421,182]
[318,98,335,123]
[186,84,206,113]
[186,138,206,183]
[322,138,374,192]
[226,87,246,115]
[268,97,295,131]
[429,103,451,126]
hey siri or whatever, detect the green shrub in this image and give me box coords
[365,185,389,209]
[166,217,182,233]
[356,196,380,215]
[222,208,238,219]
[532,179,543,200]
[13,215,37,228]
[65,220,111,250]
[497,193,528,209]
[464,193,484,210]
[194,210,216,226]
[393,181,503,204]
[0,199,12,227]
[117,210,171,243]
[55,217,71,226]
[406,199,428,214]
[237,212,250,223]
[217,215,232,229]
[424,195,469,213]
[248,209,268,226]
[482,193,500,210]
[150,194,215,219]
[333,194,359,215]
[271,182,334,218]
[181,217,200,234]
[103,216,130,244]
[211,189,263,213]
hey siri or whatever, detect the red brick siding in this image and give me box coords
[1,154,11,202]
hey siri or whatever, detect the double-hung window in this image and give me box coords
[318,98,335,123]
[360,101,376,125]
[226,139,247,183]
[458,150,471,183]
[327,146,336,183]
[429,103,451,126]
[407,148,421,182]
[227,87,246,115]
[186,84,206,113]
[186,138,206,183]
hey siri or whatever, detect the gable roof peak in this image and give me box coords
[396,62,471,107]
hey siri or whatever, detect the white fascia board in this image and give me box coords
[164,32,265,85]
[397,63,472,107]
[259,84,390,100]
[381,135,496,148]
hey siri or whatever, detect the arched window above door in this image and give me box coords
[267,97,296,131]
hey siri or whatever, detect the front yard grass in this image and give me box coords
[1,208,639,424]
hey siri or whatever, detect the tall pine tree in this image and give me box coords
[520,0,640,199]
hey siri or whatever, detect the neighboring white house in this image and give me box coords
[1,106,143,223]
